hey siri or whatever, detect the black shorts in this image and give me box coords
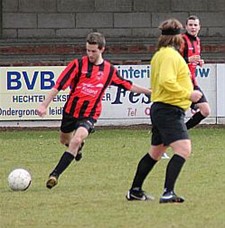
[191,85,208,109]
[60,111,96,134]
[150,102,189,146]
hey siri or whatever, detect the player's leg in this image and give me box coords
[186,87,210,129]
[46,127,89,189]
[186,101,210,129]
[126,103,167,201]
[126,143,168,201]
[73,119,95,161]
[159,139,191,203]
[59,129,86,161]
[126,145,161,201]
[198,101,210,117]
[60,131,73,147]
[68,126,89,157]
[159,107,191,203]
[75,140,85,161]
[46,116,96,189]
[46,113,75,189]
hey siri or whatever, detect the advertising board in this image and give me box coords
[0,64,224,126]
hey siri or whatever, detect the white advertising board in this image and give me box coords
[187,64,217,124]
[217,64,225,117]
[0,65,151,124]
[0,64,224,126]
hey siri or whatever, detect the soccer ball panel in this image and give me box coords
[8,168,32,191]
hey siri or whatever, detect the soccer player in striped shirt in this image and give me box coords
[182,15,210,129]
[37,32,151,189]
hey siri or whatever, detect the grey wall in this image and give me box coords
[2,0,225,39]
[0,0,224,65]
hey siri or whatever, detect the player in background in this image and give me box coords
[37,32,151,189]
[126,18,202,203]
[182,15,210,129]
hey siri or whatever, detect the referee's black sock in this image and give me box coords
[163,154,185,194]
[50,151,74,177]
[186,111,205,129]
[131,153,157,190]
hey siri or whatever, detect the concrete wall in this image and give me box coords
[0,0,225,65]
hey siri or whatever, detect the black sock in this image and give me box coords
[163,154,185,194]
[186,111,205,129]
[131,153,157,190]
[50,151,74,177]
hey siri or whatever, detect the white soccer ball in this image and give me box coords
[8,168,32,191]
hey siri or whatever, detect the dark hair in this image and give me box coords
[86,32,106,50]
[186,15,200,25]
[156,18,184,51]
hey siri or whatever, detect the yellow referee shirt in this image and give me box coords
[151,47,193,111]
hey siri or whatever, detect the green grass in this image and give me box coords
[0,126,225,228]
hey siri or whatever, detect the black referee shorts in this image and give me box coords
[60,111,96,134]
[150,102,189,146]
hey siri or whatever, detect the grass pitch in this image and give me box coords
[0,126,225,228]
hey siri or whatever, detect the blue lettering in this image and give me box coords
[111,87,151,104]
[7,70,56,90]
[116,66,150,79]
[41,71,55,90]
[129,93,151,104]
[7,72,22,90]
[111,87,127,104]
[129,92,140,103]
[196,68,210,78]
[23,71,38,90]
[133,70,140,78]
[142,94,151,104]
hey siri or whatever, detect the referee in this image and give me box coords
[126,18,202,203]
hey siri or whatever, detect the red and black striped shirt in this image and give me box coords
[182,33,201,86]
[54,56,132,120]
